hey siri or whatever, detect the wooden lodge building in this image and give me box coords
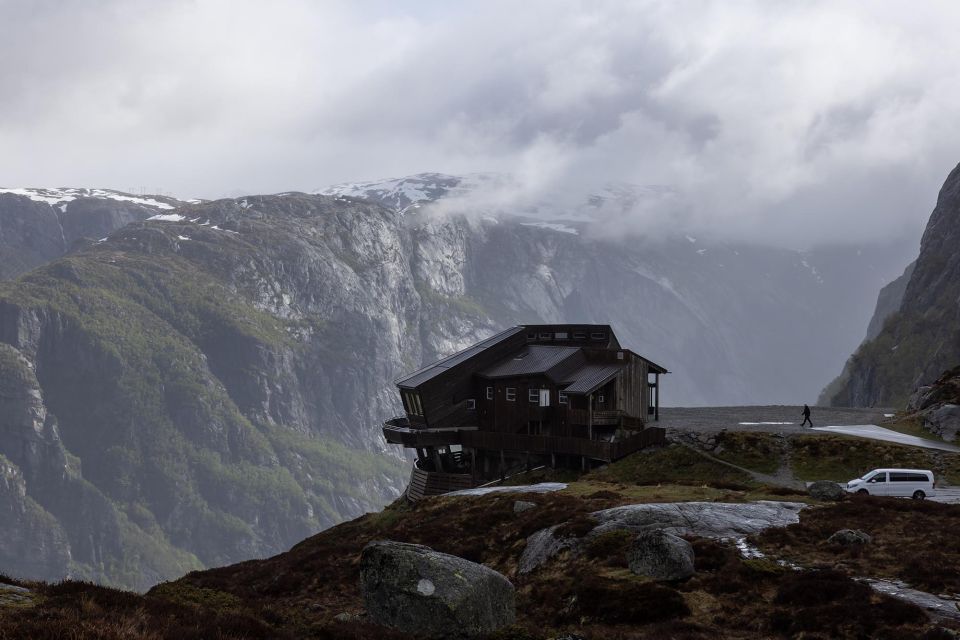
[382,324,668,500]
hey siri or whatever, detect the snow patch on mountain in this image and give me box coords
[0,187,178,210]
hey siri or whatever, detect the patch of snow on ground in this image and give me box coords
[519,221,579,235]
[147,213,185,222]
[739,421,795,425]
[177,235,191,241]
[446,482,567,497]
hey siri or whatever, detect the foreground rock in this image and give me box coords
[520,501,804,573]
[360,540,515,638]
[809,480,847,501]
[627,530,695,580]
[828,529,872,545]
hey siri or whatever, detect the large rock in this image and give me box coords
[360,540,515,638]
[808,480,846,501]
[627,530,695,580]
[925,404,960,442]
[590,501,805,538]
[828,529,872,545]
[519,501,804,573]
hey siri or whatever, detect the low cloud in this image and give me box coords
[2,0,959,247]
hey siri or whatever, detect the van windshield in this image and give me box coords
[860,471,877,481]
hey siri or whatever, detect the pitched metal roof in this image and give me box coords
[480,345,580,379]
[562,363,625,395]
[395,326,525,388]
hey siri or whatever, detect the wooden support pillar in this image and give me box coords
[581,455,587,471]
[655,373,660,421]
[471,449,477,483]
[588,393,593,440]
[499,449,506,481]
[550,452,556,469]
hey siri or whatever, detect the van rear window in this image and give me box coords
[889,472,930,482]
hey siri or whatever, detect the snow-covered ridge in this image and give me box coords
[519,221,579,235]
[0,187,178,211]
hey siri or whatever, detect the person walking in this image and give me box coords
[801,404,813,428]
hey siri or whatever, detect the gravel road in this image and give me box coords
[658,405,894,434]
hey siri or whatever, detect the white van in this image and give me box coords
[845,468,936,500]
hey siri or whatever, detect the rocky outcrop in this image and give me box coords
[808,481,846,501]
[828,529,871,545]
[360,540,515,638]
[904,368,960,442]
[627,530,695,580]
[827,162,960,407]
[520,501,804,573]
[0,190,183,280]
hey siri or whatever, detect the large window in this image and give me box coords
[404,391,424,416]
[529,389,540,403]
[506,387,516,401]
[558,392,568,405]
[486,386,493,400]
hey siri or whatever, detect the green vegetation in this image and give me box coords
[590,444,755,487]
[788,434,943,482]
[713,431,784,474]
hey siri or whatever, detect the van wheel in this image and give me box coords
[912,490,926,500]
[856,489,868,496]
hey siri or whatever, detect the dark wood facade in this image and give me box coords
[384,324,667,498]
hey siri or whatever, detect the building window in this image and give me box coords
[559,392,568,405]
[506,387,516,401]
[404,391,424,416]
[526,332,536,341]
[590,332,606,341]
[486,386,493,400]
[529,388,540,402]
[573,331,586,340]
[465,399,476,410]
[539,332,553,340]
[597,394,605,403]
[539,389,551,407]
[554,331,568,339]
[617,351,625,360]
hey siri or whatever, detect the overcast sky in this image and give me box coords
[2,0,959,247]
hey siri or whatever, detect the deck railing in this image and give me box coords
[406,468,474,502]
[460,427,665,462]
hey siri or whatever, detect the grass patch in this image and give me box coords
[589,445,755,488]
[789,433,945,482]
[713,431,784,474]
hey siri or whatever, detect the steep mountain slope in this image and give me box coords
[827,163,960,407]
[0,188,186,280]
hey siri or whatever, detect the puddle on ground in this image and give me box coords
[733,540,960,620]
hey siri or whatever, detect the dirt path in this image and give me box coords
[679,443,805,490]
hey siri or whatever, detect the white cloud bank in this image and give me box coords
[2,0,960,247]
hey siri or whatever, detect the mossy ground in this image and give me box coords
[3,442,956,638]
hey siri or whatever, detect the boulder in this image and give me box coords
[519,501,804,573]
[827,529,871,545]
[360,540,515,638]
[627,530,695,580]
[808,481,846,501]
[513,500,537,514]
[925,404,960,442]
[519,525,580,574]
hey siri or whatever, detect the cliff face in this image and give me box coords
[0,189,184,280]
[827,163,960,407]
